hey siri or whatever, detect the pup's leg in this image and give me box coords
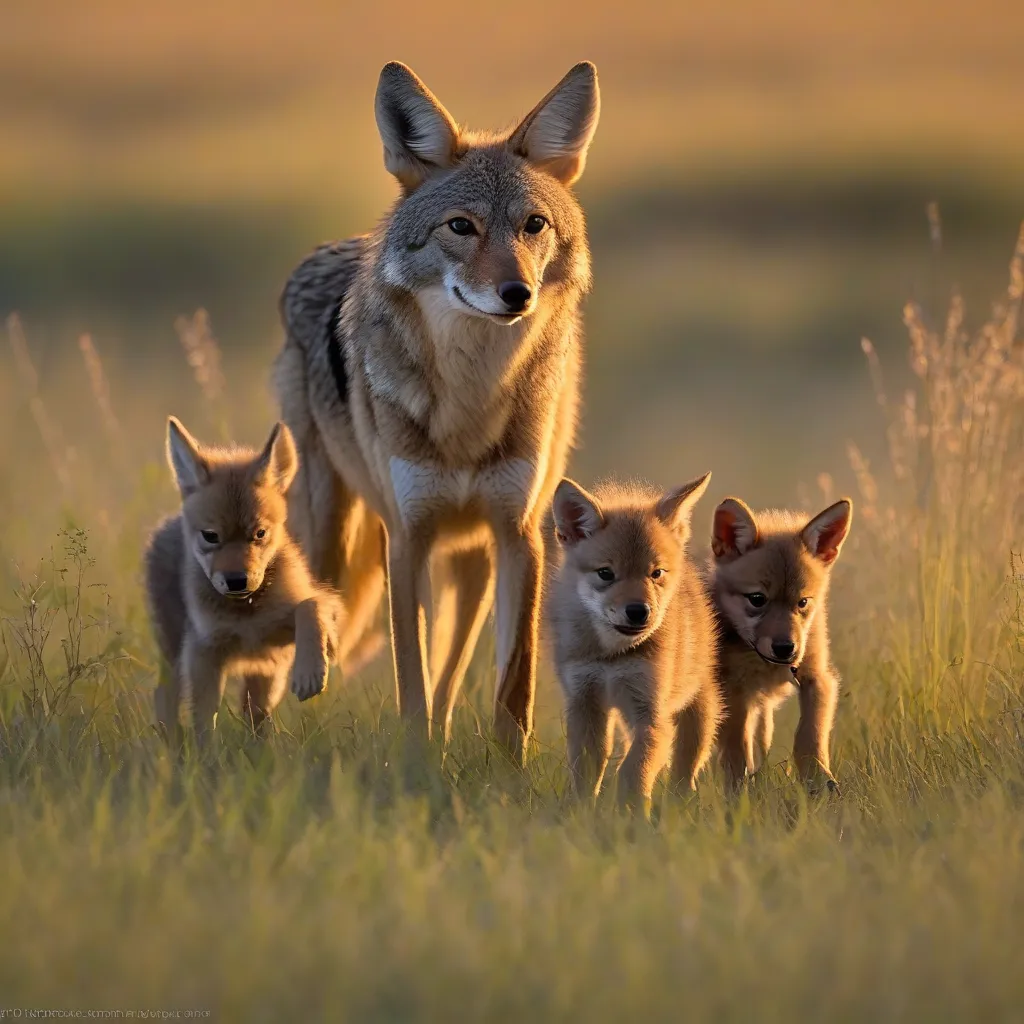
[492,523,544,758]
[793,671,839,790]
[617,721,671,819]
[756,704,776,768]
[719,695,757,791]
[183,636,228,747]
[154,657,183,748]
[565,690,614,802]
[430,545,495,743]
[241,667,289,734]
[672,680,723,791]
[292,598,332,702]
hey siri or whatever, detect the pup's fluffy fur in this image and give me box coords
[547,474,721,814]
[144,417,342,744]
[706,496,853,790]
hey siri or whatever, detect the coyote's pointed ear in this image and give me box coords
[252,423,298,494]
[712,497,759,561]
[553,478,604,546]
[656,472,712,532]
[166,417,209,497]
[801,499,853,566]
[375,61,462,192]
[509,61,600,185]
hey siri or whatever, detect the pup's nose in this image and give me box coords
[223,572,249,593]
[772,640,796,662]
[498,281,532,312]
[625,602,651,627]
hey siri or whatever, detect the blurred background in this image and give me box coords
[1,0,1023,559]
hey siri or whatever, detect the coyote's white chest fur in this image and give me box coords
[389,455,543,532]
[409,285,537,461]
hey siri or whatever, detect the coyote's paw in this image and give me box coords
[805,769,841,801]
[291,648,329,702]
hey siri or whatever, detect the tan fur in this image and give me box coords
[706,497,853,791]
[273,62,600,754]
[144,417,343,745]
[547,475,721,816]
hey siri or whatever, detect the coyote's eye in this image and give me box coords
[798,597,811,610]
[201,530,220,545]
[650,568,665,580]
[524,215,548,235]
[447,217,476,236]
[745,592,767,609]
[254,528,267,541]
[596,567,615,583]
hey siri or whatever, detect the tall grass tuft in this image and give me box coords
[2,228,1024,1018]
[0,530,133,739]
[847,220,1024,738]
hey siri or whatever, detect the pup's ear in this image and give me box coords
[552,478,604,546]
[166,417,209,497]
[801,498,853,566]
[509,61,600,185]
[656,471,711,532]
[253,423,298,494]
[712,497,759,561]
[375,61,462,192]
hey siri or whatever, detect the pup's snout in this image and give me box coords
[624,602,651,627]
[498,280,532,313]
[223,571,249,594]
[772,640,796,662]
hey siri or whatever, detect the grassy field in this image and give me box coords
[3,2,1024,1017]
[1,231,1023,1019]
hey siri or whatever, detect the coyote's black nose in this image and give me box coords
[772,640,796,662]
[223,572,249,593]
[624,602,650,627]
[498,281,532,312]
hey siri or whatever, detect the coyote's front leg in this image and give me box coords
[385,527,433,733]
[492,521,544,757]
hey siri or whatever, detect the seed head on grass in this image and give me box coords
[77,333,126,467]
[174,308,229,442]
[6,313,74,495]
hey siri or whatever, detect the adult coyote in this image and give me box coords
[274,60,600,752]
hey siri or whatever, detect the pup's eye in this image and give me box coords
[254,528,267,541]
[201,530,219,545]
[596,567,615,583]
[447,217,476,236]
[798,597,810,610]
[524,215,548,235]
[651,569,665,580]
[745,592,767,609]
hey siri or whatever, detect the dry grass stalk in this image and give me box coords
[6,314,74,494]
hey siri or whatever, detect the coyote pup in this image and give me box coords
[707,497,853,790]
[548,474,721,814]
[145,417,342,744]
